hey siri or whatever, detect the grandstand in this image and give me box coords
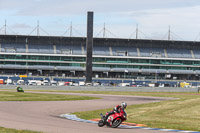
[0,35,200,80]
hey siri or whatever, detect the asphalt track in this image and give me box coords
[0,91,178,133]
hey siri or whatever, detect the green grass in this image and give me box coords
[71,91,200,131]
[0,90,100,133]
[0,127,42,133]
[0,91,99,101]
[1,90,200,131]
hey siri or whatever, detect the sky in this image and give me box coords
[0,0,200,41]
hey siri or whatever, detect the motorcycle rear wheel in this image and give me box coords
[98,120,105,127]
[112,118,122,128]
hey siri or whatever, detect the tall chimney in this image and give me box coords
[85,11,93,83]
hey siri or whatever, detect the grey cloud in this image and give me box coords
[1,0,200,16]
[0,0,36,10]
[1,0,200,40]
[11,23,32,29]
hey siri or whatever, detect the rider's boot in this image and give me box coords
[100,113,106,124]
[103,115,108,124]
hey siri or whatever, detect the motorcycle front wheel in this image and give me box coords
[112,118,122,128]
[98,120,105,127]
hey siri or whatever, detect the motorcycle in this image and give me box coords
[98,109,127,128]
[16,86,24,92]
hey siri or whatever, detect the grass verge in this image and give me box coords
[0,90,100,133]
[1,89,200,131]
[71,91,200,131]
[0,127,42,133]
[0,91,99,101]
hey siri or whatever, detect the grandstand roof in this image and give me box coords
[0,35,200,49]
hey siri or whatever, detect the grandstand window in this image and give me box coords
[45,56,50,60]
[5,61,15,65]
[182,61,193,65]
[171,60,182,65]
[191,67,200,70]
[127,65,140,68]
[93,58,105,62]
[16,62,26,65]
[150,66,159,69]
[129,59,138,63]
[61,63,79,66]
[80,63,86,67]
[6,55,15,59]
[116,65,127,68]
[138,59,149,64]
[28,62,35,65]
[194,61,200,65]
[38,62,49,66]
[106,58,116,62]
[50,63,60,66]
[29,56,37,60]
[161,60,171,65]
[72,57,84,61]
[70,63,80,67]
[150,60,160,64]
[50,56,60,61]
[109,65,115,68]
[60,63,69,66]
[93,64,105,67]
[171,67,187,70]
[37,56,45,60]
[61,57,72,61]
[117,58,128,63]
[16,55,23,59]
[141,66,150,69]
[160,66,170,70]
[0,55,4,59]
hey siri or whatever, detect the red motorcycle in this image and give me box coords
[98,109,127,128]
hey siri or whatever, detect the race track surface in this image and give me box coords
[0,92,177,133]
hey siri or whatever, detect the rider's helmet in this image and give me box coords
[121,102,127,109]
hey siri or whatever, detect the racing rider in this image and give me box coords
[103,102,127,124]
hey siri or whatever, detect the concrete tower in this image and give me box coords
[85,11,93,83]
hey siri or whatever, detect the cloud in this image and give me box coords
[0,0,200,16]
[114,5,200,40]
[1,0,200,40]
[11,23,32,29]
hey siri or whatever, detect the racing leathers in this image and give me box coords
[103,105,122,123]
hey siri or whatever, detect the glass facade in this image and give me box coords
[1,35,200,80]
[0,54,200,71]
